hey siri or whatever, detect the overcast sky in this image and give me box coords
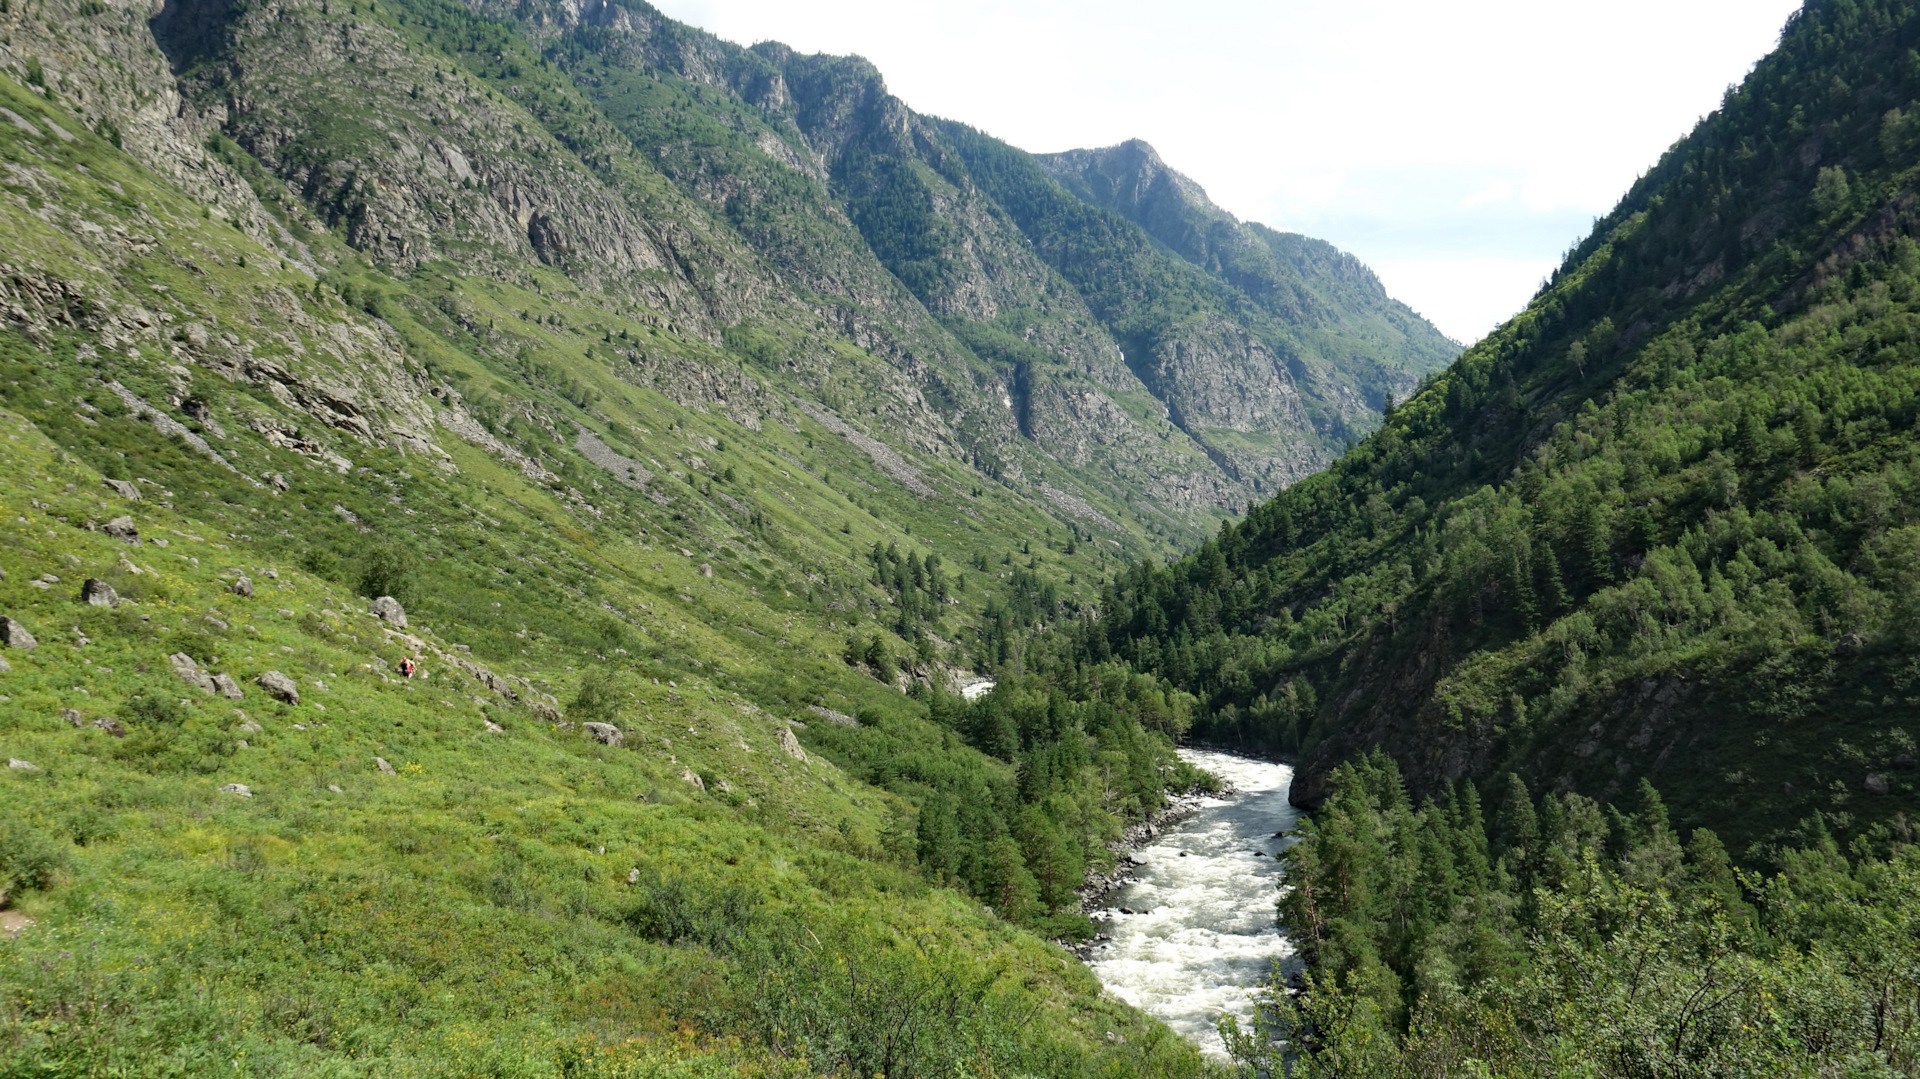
[652,0,1803,344]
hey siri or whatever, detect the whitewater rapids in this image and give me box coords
[1084,748,1299,1057]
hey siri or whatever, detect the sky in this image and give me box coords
[650,0,1805,344]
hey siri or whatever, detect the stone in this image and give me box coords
[699,563,713,578]
[102,516,140,544]
[328,784,344,794]
[584,722,624,747]
[61,708,82,727]
[778,725,807,761]
[373,756,396,775]
[231,576,254,598]
[255,670,299,704]
[170,653,217,693]
[1126,852,1148,866]
[91,716,127,738]
[0,617,37,650]
[103,479,141,501]
[219,783,252,797]
[1866,773,1891,795]
[211,673,245,700]
[1895,753,1919,770]
[80,578,119,608]
[269,473,289,491]
[483,719,504,732]
[369,595,406,628]
[7,758,38,771]
[0,656,8,673]
[627,867,641,885]
[682,768,705,790]
[236,712,261,733]
[530,701,561,723]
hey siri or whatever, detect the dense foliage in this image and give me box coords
[1225,754,1920,1077]
[1059,0,1920,853]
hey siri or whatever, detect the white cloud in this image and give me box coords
[650,0,1802,342]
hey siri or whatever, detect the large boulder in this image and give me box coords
[230,576,254,598]
[0,616,36,650]
[778,725,808,761]
[211,673,245,701]
[584,722,624,747]
[255,670,299,704]
[369,596,406,628]
[102,516,140,544]
[170,653,217,693]
[80,578,119,608]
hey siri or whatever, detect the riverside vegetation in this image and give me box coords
[7,0,1919,1076]
[1032,1,1920,1074]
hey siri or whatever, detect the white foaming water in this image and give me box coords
[1085,748,1298,1057]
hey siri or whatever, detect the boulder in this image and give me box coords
[102,479,141,501]
[91,716,127,738]
[80,578,119,608]
[211,673,245,700]
[7,758,38,771]
[778,725,808,762]
[102,516,140,544]
[530,701,561,723]
[170,653,217,693]
[681,768,705,791]
[235,712,261,733]
[584,722,624,747]
[219,783,252,797]
[0,656,8,672]
[60,708,82,726]
[255,670,299,704]
[0,616,36,650]
[1866,773,1891,795]
[230,576,254,598]
[369,596,406,628]
[373,756,396,775]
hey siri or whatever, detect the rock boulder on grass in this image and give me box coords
[256,670,299,704]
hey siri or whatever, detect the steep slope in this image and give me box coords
[1083,0,1920,854]
[0,2,1249,1073]
[1040,138,1459,425]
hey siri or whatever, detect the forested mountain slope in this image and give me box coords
[1087,0,1920,856]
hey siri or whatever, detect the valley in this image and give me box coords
[0,0,1918,1075]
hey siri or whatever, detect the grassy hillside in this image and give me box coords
[0,55,1227,1075]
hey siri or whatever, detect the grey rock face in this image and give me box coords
[369,596,407,628]
[80,578,120,608]
[0,617,37,650]
[103,516,140,544]
[584,722,624,747]
[231,576,254,598]
[256,670,300,704]
[103,479,142,501]
[170,653,218,693]
[778,725,807,761]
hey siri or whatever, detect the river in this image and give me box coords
[1084,748,1299,1057]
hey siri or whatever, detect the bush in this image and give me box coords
[358,542,416,603]
[0,821,68,896]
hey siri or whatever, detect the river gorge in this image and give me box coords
[1084,749,1301,1056]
